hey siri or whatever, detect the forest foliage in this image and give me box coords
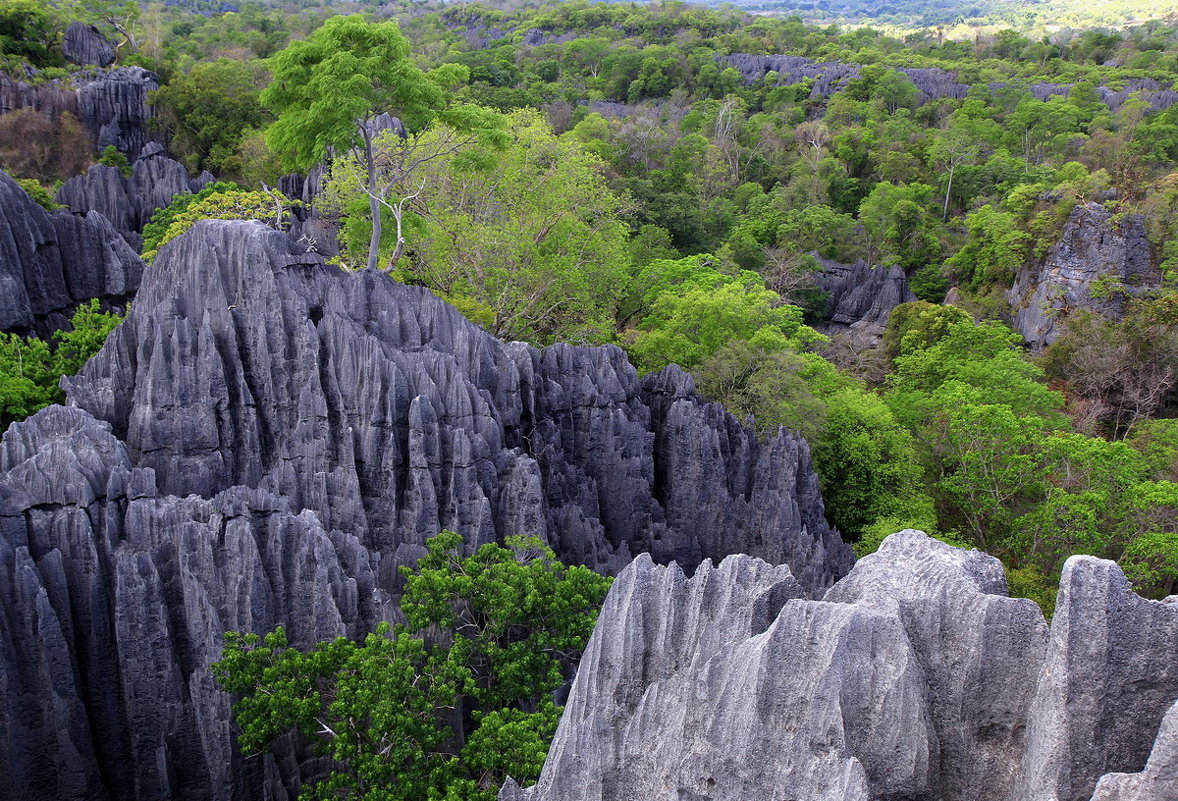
[4,0,1178,796]
[214,532,611,801]
[2,0,1176,598]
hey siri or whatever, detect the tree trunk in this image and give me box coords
[364,132,381,272]
[943,162,955,221]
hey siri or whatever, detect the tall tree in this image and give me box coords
[261,15,504,271]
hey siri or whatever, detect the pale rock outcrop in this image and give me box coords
[1089,700,1178,801]
[1016,556,1178,801]
[721,55,1176,111]
[509,531,1178,801]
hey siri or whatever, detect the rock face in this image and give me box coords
[815,256,916,348]
[1015,557,1178,801]
[722,55,1177,111]
[0,170,143,337]
[1089,700,1178,801]
[1009,202,1158,349]
[56,143,213,249]
[62,23,115,68]
[0,66,157,160]
[509,531,1178,801]
[0,219,852,800]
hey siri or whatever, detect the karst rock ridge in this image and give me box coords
[0,219,854,801]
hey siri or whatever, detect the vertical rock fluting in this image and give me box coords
[1008,202,1158,349]
[62,23,116,68]
[0,170,143,337]
[0,219,853,800]
[0,67,158,160]
[815,256,917,350]
[1015,558,1178,801]
[508,531,1178,801]
[56,143,214,250]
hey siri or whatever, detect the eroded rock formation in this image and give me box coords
[507,531,1178,801]
[722,54,1177,111]
[815,256,916,349]
[0,170,142,337]
[0,67,158,160]
[62,23,115,68]
[1008,202,1158,349]
[56,142,214,249]
[0,219,852,800]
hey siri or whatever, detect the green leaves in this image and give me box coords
[215,532,611,800]
[0,300,123,430]
[626,266,824,375]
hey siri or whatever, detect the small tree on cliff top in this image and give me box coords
[261,15,506,272]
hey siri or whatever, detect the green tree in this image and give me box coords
[262,15,505,272]
[150,59,270,174]
[96,145,131,178]
[214,532,611,801]
[943,205,1029,290]
[0,0,62,68]
[0,299,123,429]
[72,0,140,56]
[627,276,824,374]
[858,181,941,270]
[387,110,629,344]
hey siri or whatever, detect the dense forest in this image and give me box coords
[3,0,1178,606]
[2,0,1178,798]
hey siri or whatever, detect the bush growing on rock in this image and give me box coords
[214,531,611,801]
[0,299,123,429]
[141,185,292,262]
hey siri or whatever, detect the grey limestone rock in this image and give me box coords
[1016,556,1178,801]
[510,531,1178,801]
[62,23,115,68]
[1009,202,1158,349]
[721,54,1174,111]
[514,530,1047,801]
[56,147,207,249]
[75,66,158,160]
[1089,701,1178,801]
[0,67,158,160]
[815,256,916,349]
[0,169,143,337]
[0,405,385,801]
[0,218,852,799]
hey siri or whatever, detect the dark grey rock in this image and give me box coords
[76,67,158,160]
[56,148,207,248]
[62,23,115,68]
[1008,202,1158,349]
[0,169,142,337]
[816,256,916,348]
[0,219,852,799]
[509,531,1178,801]
[0,67,157,160]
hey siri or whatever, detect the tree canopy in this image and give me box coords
[214,531,611,801]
